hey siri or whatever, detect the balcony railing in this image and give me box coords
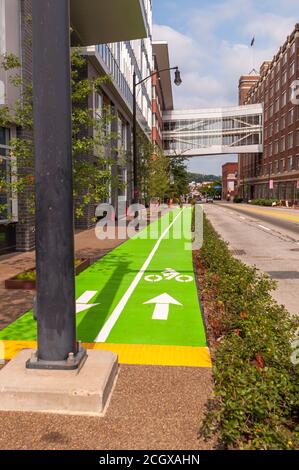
[96,43,151,137]
[96,44,133,109]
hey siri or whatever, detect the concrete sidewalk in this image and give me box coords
[0,217,214,450]
[0,365,214,450]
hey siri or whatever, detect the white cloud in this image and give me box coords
[153,1,297,110]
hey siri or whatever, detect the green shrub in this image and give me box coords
[15,259,84,281]
[233,196,243,204]
[249,199,278,206]
[200,216,299,450]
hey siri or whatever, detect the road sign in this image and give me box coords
[144,293,182,321]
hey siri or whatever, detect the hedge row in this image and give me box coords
[200,215,299,450]
[249,199,279,206]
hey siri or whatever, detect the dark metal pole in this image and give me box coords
[133,72,138,203]
[27,0,85,370]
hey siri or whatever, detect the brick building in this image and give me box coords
[222,162,238,200]
[238,24,299,204]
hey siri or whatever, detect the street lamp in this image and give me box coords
[133,66,182,202]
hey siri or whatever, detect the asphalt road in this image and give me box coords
[204,203,299,316]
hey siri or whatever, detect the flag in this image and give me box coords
[251,36,255,47]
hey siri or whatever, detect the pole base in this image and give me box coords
[0,349,118,415]
[25,345,87,371]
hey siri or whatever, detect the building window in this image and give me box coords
[275,97,280,113]
[274,119,279,134]
[274,140,279,155]
[280,136,286,152]
[275,78,280,92]
[296,129,299,146]
[290,41,296,56]
[290,61,295,77]
[269,124,273,137]
[281,91,287,107]
[281,115,286,130]
[94,92,103,119]
[282,71,287,85]
[0,127,11,221]
[274,160,279,173]
[269,143,273,156]
[280,158,286,172]
[288,108,294,126]
[283,53,288,66]
[288,132,293,149]
[287,156,293,171]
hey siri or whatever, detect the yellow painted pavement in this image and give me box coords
[0,340,212,368]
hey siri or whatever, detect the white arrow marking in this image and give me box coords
[144,293,182,321]
[94,209,184,341]
[76,290,99,314]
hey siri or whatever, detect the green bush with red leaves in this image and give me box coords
[200,215,299,450]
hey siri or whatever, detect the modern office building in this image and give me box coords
[0,0,153,252]
[152,42,174,151]
[238,23,299,203]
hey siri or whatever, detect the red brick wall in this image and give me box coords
[238,24,299,203]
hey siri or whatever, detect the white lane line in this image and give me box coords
[94,209,184,343]
[239,216,246,220]
[258,224,271,232]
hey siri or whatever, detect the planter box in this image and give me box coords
[5,259,90,290]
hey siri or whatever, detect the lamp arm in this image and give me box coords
[135,67,179,87]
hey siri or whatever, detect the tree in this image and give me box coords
[168,155,189,199]
[187,172,221,184]
[0,47,125,222]
[206,181,222,197]
[147,149,170,202]
[136,130,155,205]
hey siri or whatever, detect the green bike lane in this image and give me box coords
[0,207,211,367]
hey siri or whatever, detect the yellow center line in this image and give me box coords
[231,206,299,223]
[0,340,212,369]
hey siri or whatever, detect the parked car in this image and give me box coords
[195,196,203,203]
[206,196,214,203]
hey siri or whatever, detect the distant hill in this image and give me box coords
[187,172,221,183]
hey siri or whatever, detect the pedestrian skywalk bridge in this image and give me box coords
[163,104,263,157]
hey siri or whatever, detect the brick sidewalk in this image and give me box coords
[0,227,126,330]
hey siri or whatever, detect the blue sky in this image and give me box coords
[153,0,298,175]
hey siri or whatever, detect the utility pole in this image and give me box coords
[27,0,86,370]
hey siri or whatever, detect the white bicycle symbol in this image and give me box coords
[144,268,193,283]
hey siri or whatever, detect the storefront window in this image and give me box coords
[0,127,11,221]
